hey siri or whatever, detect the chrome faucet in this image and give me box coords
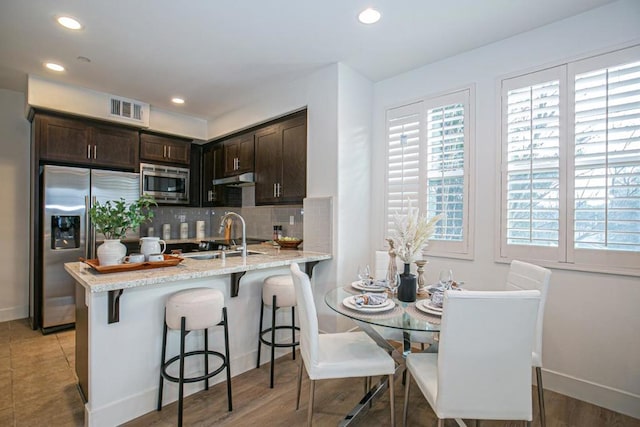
[219,212,247,258]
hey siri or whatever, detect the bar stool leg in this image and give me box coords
[291,306,296,360]
[222,307,233,411]
[270,294,277,388]
[204,328,209,390]
[157,312,168,411]
[256,300,264,369]
[178,316,186,427]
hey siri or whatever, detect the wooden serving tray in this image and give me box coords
[82,254,183,273]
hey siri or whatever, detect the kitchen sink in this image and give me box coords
[181,250,264,260]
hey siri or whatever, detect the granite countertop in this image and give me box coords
[64,244,330,293]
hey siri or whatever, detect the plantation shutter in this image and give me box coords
[386,102,423,232]
[424,89,473,255]
[501,66,565,261]
[568,47,640,269]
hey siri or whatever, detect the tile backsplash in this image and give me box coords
[144,204,304,241]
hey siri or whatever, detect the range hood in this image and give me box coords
[212,172,255,186]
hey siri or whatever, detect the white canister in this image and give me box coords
[162,224,171,240]
[196,220,205,239]
[180,223,188,239]
[147,226,154,237]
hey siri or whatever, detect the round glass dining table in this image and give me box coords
[324,286,442,357]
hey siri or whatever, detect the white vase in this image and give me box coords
[97,239,127,266]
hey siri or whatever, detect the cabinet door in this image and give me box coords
[140,133,191,166]
[37,115,91,164]
[280,116,307,203]
[91,125,139,169]
[254,125,282,205]
[165,139,191,165]
[223,133,254,176]
[202,144,227,206]
[236,133,254,174]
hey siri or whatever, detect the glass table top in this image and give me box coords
[324,286,442,333]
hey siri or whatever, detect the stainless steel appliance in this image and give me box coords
[40,165,140,332]
[140,162,189,204]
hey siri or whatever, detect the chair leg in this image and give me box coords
[296,361,303,410]
[403,369,410,426]
[204,328,209,390]
[536,366,546,427]
[270,295,277,388]
[291,306,296,360]
[388,374,395,427]
[256,299,264,369]
[157,313,168,411]
[178,316,186,427]
[222,307,233,412]
[307,379,315,427]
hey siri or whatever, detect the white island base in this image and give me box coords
[66,249,330,427]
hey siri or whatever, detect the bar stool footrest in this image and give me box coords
[161,350,228,384]
[259,325,300,348]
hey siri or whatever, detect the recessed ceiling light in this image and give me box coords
[57,16,82,30]
[171,97,185,104]
[44,62,65,72]
[358,8,381,24]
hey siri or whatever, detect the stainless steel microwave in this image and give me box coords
[140,163,189,204]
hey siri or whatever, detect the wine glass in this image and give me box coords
[439,269,453,290]
[387,272,400,297]
[357,265,371,283]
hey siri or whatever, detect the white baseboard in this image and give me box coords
[542,368,640,419]
[0,305,28,322]
[86,348,294,427]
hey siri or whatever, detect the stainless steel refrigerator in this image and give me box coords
[40,165,140,331]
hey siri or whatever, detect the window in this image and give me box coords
[500,45,640,274]
[386,88,474,259]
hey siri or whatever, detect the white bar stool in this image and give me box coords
[157,287,232,427]
[256,274,299,388]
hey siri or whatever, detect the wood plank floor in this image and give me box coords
[1,318,638,427]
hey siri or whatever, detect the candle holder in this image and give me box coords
[415,259,429,296]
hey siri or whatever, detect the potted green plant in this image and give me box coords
[89,194,157,265]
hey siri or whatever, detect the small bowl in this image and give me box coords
[276,239,303,250]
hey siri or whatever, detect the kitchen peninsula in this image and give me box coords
[64,245,330,427]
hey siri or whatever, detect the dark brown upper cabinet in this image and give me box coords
[140,132,191,166]
[223,132,254,176]
[202,143,224,206]
[254,113,306,205]
[36,113,138,170]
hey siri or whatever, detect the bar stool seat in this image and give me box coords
[157,288,232,427]
[257,274,299,388]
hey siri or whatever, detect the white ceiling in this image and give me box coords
[0,0,616,120]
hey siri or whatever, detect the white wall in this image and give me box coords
[208,64,343,331]
[371,0,640,417]
[0,89,30,321]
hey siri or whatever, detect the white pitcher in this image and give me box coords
[140,237,166,261]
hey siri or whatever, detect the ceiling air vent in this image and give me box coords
[109,96,147,122]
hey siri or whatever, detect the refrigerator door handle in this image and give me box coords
[85,196,90,260]
[89,196,97,259]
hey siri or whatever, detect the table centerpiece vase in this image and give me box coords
[398,263,417,302]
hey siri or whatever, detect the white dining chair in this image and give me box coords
[402,289,541,427]
[289,262,396,426]
[505,259,552,427]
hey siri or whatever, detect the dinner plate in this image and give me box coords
[416,300,443,316]
[342,296,396,313]
[351,280,388,293]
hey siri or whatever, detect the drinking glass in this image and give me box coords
[388,272,400,297]
[439,269,453,290]
[357,265,371,283]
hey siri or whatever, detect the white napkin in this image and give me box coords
[353,293,388,307]
[360,279,388,289]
